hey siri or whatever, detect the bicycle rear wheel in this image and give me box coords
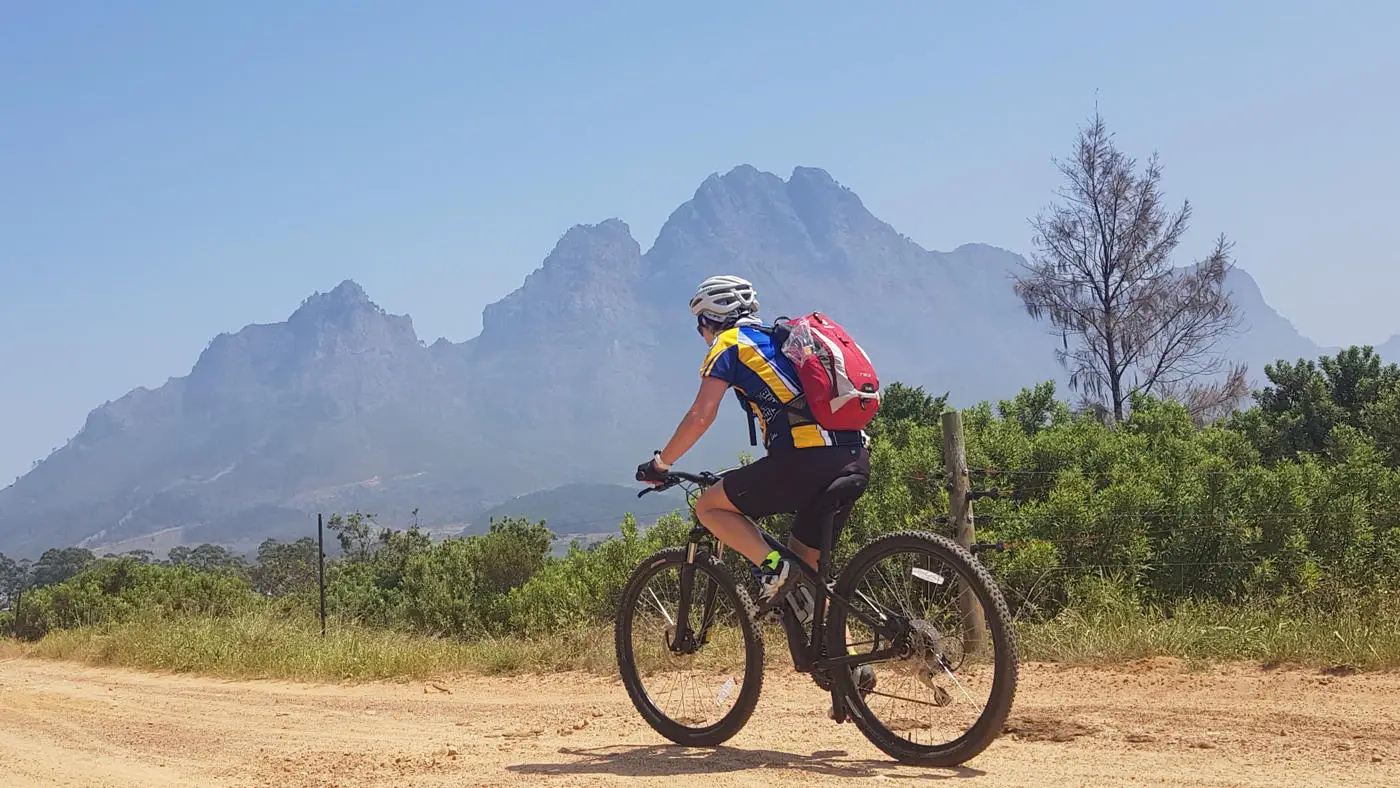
[825,530,1019,766]
[614,546,765,747]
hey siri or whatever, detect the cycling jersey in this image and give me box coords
[700,324,868,453]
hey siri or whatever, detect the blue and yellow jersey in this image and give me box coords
[700,324,868,452]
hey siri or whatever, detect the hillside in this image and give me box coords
[0,165,1336,557]
[476,483,684,536]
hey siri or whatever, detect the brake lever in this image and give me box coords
[637,480,671,498]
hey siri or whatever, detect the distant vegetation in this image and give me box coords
[5,346,1399,676]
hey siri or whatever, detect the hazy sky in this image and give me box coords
[2,1,1397,483]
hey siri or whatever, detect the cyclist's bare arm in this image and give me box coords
[654,376,728,469]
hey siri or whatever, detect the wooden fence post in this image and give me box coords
[941,410,988,653]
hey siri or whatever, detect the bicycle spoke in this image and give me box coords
[647,586,675,627]
[940,659,985,715]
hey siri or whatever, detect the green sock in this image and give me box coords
[761,550,782,572]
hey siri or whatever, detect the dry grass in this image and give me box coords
[9,611,617,682]
[1012,581,1400,671]
[6,594,1399,684]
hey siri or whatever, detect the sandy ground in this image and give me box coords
[0,656,1396,787]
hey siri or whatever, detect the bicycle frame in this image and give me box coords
[664,481,910,679]
[753,524,909,676]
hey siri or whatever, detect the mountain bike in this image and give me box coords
[613,468,1019,767]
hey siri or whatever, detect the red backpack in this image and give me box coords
[775,312,881,432]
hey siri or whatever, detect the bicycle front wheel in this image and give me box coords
[826,530,1019,766]
[614,546,765,747]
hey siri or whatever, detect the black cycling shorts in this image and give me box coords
[720,445,871,550]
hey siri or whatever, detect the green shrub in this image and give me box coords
[12,557,259,640]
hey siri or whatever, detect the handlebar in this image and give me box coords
[636,469,723,498]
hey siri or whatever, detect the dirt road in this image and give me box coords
[0,656,1395,787]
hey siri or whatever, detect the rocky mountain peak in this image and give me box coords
[648,165,808,275]
[478,220,643,340]
[697,164,790,207]
[786,166,853,202]
[288,279,381,327]
[545,219,640,270]
[179,277,426,424]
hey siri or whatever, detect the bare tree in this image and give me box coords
[1014,111,1246,424]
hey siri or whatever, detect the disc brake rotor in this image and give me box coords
[907,619,954,706]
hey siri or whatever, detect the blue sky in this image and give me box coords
[2,1,1397,483]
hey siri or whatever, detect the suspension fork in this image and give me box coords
[670,523,723,652]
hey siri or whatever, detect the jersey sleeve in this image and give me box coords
[700,329,742,384]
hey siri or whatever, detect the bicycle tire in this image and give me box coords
[825,530,1019,767]
[614,546,766,747]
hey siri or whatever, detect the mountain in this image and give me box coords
[1379,335,1400,363]
[0,165,1333,558]
[0,281,494,557]
[1220,267,1328,384]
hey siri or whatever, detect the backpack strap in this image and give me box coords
[757,319,816,417]
[739,319,821,442]
[736,323,784,448]
[732,388,760,446]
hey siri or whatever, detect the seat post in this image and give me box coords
[813,473,866,577]
[807,472,867,661]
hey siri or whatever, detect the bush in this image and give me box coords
[322,517,555,638]
[505,513,683,636]
[12,557,260,640]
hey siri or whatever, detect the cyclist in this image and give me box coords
[636,274,872,613]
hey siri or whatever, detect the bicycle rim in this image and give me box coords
[614,547,765,747]
[826,530,1019,766]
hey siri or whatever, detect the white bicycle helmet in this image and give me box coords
[689,275,759,323]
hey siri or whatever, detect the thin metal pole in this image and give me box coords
[317,513,327,638]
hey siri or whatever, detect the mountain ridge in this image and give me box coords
[0,165,1363,558]
[1376,334,1400,361]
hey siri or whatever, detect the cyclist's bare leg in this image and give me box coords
[785,537,820,573]
[694,480,777,567]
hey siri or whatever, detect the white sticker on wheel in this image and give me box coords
[912,567,946,585]
[715,677,736,706]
